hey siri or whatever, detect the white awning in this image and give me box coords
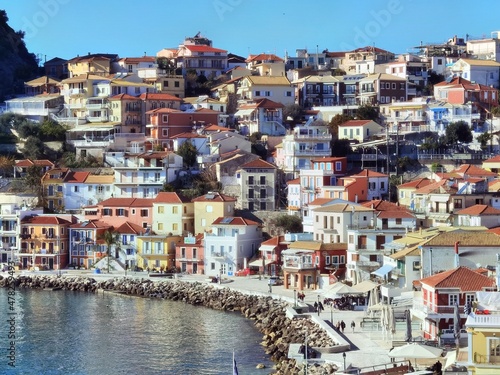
[248,259,274,267]
[352,280,379,293]
[234,108,254,117]
[371,264,394,278]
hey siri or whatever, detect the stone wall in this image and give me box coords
[1,275,340,375]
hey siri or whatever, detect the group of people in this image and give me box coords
[297,292,305,301]
[335,320,356,333]
[313,300,325,314]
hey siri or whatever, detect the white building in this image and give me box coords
[204,217,262,278]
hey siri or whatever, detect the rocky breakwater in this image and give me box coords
[0,275,339,374]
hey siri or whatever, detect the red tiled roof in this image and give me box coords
[311,157,345,163]
[192,192,236,202]
[114,221,144,234]
[246,53,284,63]
[398,178,432,189]
[287,178,300,185]
[456,204,500,216]
[15,159,55,168]
[70,220,111,229]
[120,56,155,63]
[204,124,231,132]
[212,217,260,226]
[488,227,500,235]
[351,169,388,178]
[377,211,415,219]
[109,93,139,100]
[308,198,335,206]
[21,216,71,225]
[360,200,408,212]
[484,155,500,163]
[99,198,154,207]
[170,132,206,139]
[239,159,276,169]
[261,235,285,246]
[154,192,191,204]
[420,266,495,291]
[184,45,227,53]
[63,171,90,183]
[414,179,456,194]
[452,164,497,176]
[339,120,375,127]
[139,92,182,101]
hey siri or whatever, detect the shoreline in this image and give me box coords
[0,272,341,375]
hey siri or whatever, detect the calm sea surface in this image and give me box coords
[0,288,275,375]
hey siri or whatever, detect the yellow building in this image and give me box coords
[136,233,182,272]
[152,192,194,236]
[464,291,500,374]
[192,192,236,235]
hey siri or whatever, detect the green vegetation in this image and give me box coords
[355,104,379,121]
[176,140,198,168]
[443,121,473,146]
[99,230,120,273]
[271,214,303,234]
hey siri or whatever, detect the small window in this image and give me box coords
[141,209,148,217]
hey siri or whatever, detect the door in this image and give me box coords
[48,258,54,270]
[193,263,198,274]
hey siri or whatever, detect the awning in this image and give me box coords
[234,108,254,117]
[248,259,274,267]
[371,264,394,278]
[352,280,379,293]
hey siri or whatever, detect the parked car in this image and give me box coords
[268,276,283,286]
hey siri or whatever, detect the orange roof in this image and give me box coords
[15,159,55,168]
[203,124,231,132]
[184,45,227,53]
[170,132,206,139]
[308,198,336,206]
[452,164,497,176]
[351,169,388,178]
[398,178,432,189]
[139,92,182,101]
[154,192,191,204]
[456,204,500,216]
[420,266,495,291]
[287,178,300,185]
[99,198,154,207]
[212,217,260,226]
[414,179,455,194]
[261,235,285,247]
[114,221,144,234]
[21,216,72,225]
[119,56,155,63]
[339,120,374,127]
[109,93,139,100]
[246,53,284,63]
[484,155,500,163]
[192,192,236,202]
[239,159,276,169]
[70,220,111,229]
[488,227,500,235]
[311,157,345,163]
[64,171,90,183]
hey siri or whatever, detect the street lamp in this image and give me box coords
[304,328,308,375]
[317,295,321,316]
[294,289,297,308]
[330,303,334,325]
[343,352,346,371]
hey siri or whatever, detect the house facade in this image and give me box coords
[237,159,277,211]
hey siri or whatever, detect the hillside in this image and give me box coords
[0,10,40,101]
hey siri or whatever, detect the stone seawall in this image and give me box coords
[1,275,340,374]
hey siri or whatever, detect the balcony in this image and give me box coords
[294,149,331,156]
[292,133,332,140]
[61,88,87,96]
[86,115,109,123]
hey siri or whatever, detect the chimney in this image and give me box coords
[455,241,460,268]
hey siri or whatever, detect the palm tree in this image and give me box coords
[100,230,120,273]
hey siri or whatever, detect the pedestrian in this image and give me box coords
[318,301,324,312]
[340,320,346,333]
[351,320,356,333]
[314,301,318,312]
[336,321,341,331]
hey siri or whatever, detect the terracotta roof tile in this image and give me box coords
[212,217,260,226]
[192,192,237,202]
[456,204,500,216]
[184,45,227,53]
[114,221,144,234]
[21,216,72,225]
[339,120,373,127]
[420,266,495,291]
[398,178,432,189]
[239,159,276,169]
[425,230,500,247]
[154,192,191,204]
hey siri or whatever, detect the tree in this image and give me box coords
[332,68,347,76]
[331,139,353,157]
[477,132,492,151]
[176,140,198,168]
[0,155,14,177]
[444,121,473,146]
[356,104,379,121]
[23,164,44,205]
[282,104,304,125]
[99,230,120,273]
[22,136,45,159]
[39,119,67,141]
[271,214,303,234]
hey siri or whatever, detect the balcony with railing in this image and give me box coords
[294,148,331,156]
[282,257,315,270]
[86,115,109,123]
[61,88,87,96]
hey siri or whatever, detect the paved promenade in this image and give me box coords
[10,269,425,372]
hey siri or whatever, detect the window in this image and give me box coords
[158,206,164,214]
[141,209,148,217]
[465,294,475,304]
[172,206,178,214]
[172,223,178,231]
[163,81,169,87]
[74,186,79,192]
[255,90,261,96]
[131,209,136,215]
[260,176,266,185]
[116,208,125,216]
[206,205,213,213]
[392,83,396,89]
[286,91,292,97]
[260,189,266,198]
[449,294,459,306]
[248,176,254,185]
[174,81,180,88]
[158,223,163,231]
[335,161,342,171]
[395,218,402,225]
[162,115,168,123]
[348,235,354,244]
[103,208,112,216]
[454,199,463,209]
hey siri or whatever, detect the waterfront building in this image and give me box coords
[152,192,194,236]
[68,219,112,269]
[175,233,204,274]
[237,159,278,211]
[192,192,236,235]
[204,216,262,278]
[136,233,182,271]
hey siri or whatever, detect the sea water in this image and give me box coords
[0,288,275,374]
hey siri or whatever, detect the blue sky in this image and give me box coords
[3,0,500,63]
